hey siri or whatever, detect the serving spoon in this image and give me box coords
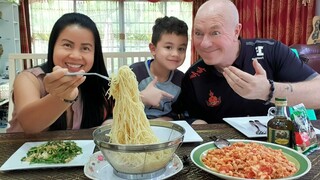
[65,72,110,81]
[209,136,230,149]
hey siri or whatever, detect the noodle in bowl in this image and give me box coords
[93,121,185,175]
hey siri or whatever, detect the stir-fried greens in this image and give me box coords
[21,140,82,164]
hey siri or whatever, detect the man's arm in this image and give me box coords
[223,59,320,109]
[273,75,320,108]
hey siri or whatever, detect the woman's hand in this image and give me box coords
[44,66,86,101]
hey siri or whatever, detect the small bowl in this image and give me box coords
[93,121,185,179]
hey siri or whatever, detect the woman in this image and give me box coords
[8,13,113,133]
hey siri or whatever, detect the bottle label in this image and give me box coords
[268,127,291,147]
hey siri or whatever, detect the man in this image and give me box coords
[176,0,320,124]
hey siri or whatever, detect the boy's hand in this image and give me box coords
[140,76,174,107]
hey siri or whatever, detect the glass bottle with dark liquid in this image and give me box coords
[267,98,294,147]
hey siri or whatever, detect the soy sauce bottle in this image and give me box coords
[267,98,293,148]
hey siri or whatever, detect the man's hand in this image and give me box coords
[140,76,174,106]
[222,59,270,101]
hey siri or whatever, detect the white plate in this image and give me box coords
[172,120,203,143]
[84,151,183,180]
[223,116,320,137]
[191,140,311,180]
[223,116,272,138]
[0,140,95,171]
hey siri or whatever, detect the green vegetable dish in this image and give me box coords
[21,140,82,164]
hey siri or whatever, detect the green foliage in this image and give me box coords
[32,33,50,41]
[5,0,19,4]
[126,33,150,41]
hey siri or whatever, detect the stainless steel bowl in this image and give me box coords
[93,120,185,179]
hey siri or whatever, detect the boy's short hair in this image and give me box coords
[151,16,188,45]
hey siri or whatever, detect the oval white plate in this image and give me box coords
[84,151,183,180]
[191,139,311,180]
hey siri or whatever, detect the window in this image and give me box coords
[29,0,192,71]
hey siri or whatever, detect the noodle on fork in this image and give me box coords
[107,65,158,144]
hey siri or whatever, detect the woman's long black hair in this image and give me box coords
[41,12,113,130]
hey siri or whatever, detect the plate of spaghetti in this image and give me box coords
[190,140,311,180]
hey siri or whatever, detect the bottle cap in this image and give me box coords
[275,97,287,106]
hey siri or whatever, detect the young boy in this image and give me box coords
[130,16,188,121]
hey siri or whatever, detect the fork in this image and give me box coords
[254,120,267,128]
[249,120,266,134]
[65,72,110,81]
